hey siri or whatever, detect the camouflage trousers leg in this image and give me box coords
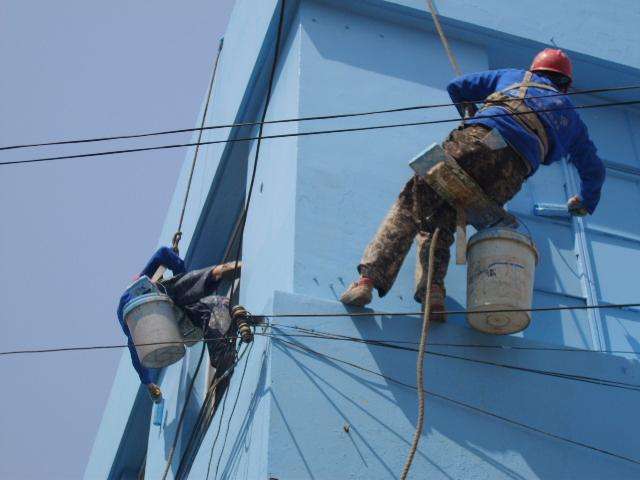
[358,175,451,297]
[359,124,529,302]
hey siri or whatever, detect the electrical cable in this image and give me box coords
[265,301,640,318]
[3,98,640,167]
[273,336,640,467]
[181,3,288,477]
[266,324,640,355]
[3,301,640,357]
[226,0,287,307]
[211,341,255,480]
[161,342,208,480]
[262,326,640,391]
[2,84,638,153]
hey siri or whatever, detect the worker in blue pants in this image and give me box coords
[118,247,239,402]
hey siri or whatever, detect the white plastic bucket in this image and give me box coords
[123,293,185,368]
[466,227,538,335]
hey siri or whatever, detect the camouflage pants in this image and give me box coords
[358,125,529,302]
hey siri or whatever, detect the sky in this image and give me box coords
[0,1,236,478]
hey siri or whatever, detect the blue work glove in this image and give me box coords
[567,195,589,217]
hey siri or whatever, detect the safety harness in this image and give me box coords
[479,71,558,165]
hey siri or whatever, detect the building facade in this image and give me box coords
[86,1,640,478]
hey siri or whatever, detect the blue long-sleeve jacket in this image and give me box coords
[117,247,186,384]
[447,68,606,213]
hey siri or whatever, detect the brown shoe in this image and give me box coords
[425,284,447,323]
[340,278,374,307]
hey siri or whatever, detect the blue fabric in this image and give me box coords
[447,68,606,213]
[117,247,186,385]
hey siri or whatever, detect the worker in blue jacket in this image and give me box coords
[118,247,240,402]
[341,49,606,320]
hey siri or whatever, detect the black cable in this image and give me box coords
[267,322,640,355]
[266,301,640,319]
[227,0,287,306]
[2,84,639,152]
[0,336,238,357]
[3,98,640,167]
[263,327,640,391]
[3,301,640,357]
[161,342,208,480]
[274,337,640,466]
[198,4,288,477]
[211,341,255,480]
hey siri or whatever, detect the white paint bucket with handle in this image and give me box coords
[466,227,538,335]
[123,292,186,368]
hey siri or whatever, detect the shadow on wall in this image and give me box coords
[347,310,640,479]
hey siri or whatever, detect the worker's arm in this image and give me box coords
[446,69,507,117]
[567,121,606,215]
[140,246,186,278]
[212,261,242,281]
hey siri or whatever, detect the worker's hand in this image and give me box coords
[567,195,589,217]
[147,383,162,403]
[212,261,242,281]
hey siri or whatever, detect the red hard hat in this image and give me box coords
[530,48,573,81]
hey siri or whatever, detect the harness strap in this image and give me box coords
[480,71,557,164]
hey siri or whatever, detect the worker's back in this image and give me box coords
[447,68,604,213]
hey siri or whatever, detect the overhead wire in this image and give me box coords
[211,341,255,480]
[269,322,640,355]
[2,84,639,153]
[3,98,640,167]
[263,325,640,391]
[3,301,640,357]
[274,336,640,467]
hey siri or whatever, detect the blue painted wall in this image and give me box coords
[87,1,640,478]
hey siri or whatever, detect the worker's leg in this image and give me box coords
[358,175,444,297]
[414,204,456,302]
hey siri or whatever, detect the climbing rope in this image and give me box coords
[400,228,440,479]
[426,1,462,76]
[172,38,224,252]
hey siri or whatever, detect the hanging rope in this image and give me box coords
[172,37,225,252]
[426,0,462,77]
[400,228,440,479]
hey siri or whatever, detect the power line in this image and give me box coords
[268,323,640,355]
[2,84,638,152]
[267,301,640,318]
[274,336,640,466]
[0,336,238,357]
[3,98,640,167]
[2,301,639,357]
[265,326,640,391]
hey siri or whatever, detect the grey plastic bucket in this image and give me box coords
[466,227,538,335]
[123,293,185,368]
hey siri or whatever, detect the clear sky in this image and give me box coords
[0,1,235,478]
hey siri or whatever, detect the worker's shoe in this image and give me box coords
[423,284,447,323]
[147,383,163,403]
[340,277,374,307]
